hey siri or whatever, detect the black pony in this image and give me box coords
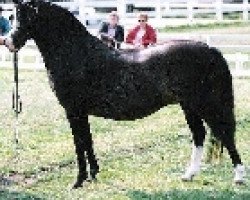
[7,0,245,188]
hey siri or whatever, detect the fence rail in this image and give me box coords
[79,0,250,27]
[1,34,250,77]
[1,1,250,27]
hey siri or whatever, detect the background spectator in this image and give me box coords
[126,13,156,48]
[99,11,124,49]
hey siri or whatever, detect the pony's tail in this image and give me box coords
[207,47,234,109]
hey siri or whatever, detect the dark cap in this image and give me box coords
[0,7,3,12]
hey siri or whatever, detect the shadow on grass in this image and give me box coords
[0,189,46,200]
[127,189,250,200]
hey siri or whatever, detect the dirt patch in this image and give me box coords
[0,160,75,187]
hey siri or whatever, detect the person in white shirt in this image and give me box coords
[98,11,124,49]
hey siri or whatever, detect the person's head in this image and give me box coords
[137,13,148,28]
[108,11,119,27]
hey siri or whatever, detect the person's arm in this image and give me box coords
[126,28,136,44]
[0,37,16,51]
[115,25,124,43]
[0,38,4,45]
[98,22,110,41]
[0,38,9,46]
[143,27,157,46]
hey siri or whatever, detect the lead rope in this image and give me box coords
[12,51,22,156]
[12,4,22,160]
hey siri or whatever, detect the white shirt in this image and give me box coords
[134,28,145,47]
[107,26,116,38]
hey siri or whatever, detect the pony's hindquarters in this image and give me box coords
[202,47,245,183]
[180,46,245,183]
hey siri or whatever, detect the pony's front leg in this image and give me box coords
[68,114,98,188]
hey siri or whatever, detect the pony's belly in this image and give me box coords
[89,94,177,121]
[90,105,162,121]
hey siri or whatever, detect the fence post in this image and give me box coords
[215,0,223,21]
[206,35,211,46]
[117,0,126,24]
[187,0,194,24]
[78,0,86,25]
[243,0,248,21]
[155,0,162,21]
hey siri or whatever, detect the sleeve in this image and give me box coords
[98,22,109,40]
[126,28,136,44]
[143,27,157,46]
[115,25,124,43]
[98,22,106,33]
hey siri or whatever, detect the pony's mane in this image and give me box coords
[37,1,88,35]
[30,1,118,68]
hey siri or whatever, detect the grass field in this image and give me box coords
[0,69,249,200]
[159,21,249,33]
[160,21,250,33]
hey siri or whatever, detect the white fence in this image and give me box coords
[1,1,250,28]
[1,34,250,77]
[79,0,250,27]
[0,41,45,71]
[160,33,250,77]
[0,1,250,77]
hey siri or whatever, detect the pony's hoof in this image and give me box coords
[234,164,245,186]
[72,179,86,189]
[86,177,97,182]
[72,182,83,189]
[72,178,97,189]
[90,168,99,180]
[181,174,194,182]
[234,180,245,186]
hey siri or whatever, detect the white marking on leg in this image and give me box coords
[182,145,203,181]
[234,164,245,184]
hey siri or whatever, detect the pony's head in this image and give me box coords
[8,0,39,51]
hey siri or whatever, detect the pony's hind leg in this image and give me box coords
[205,115,245,184]
[181,107,207,181]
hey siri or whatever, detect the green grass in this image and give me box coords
[160,21,250,33]
[0,69,249,200]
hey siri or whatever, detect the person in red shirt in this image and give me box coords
[126,13,157,48]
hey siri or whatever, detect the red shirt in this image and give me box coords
[126,24,157,47]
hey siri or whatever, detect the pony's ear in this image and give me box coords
[29,0,41,6]
[13,0,21,4]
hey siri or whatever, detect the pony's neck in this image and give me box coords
[33,3,112,72]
